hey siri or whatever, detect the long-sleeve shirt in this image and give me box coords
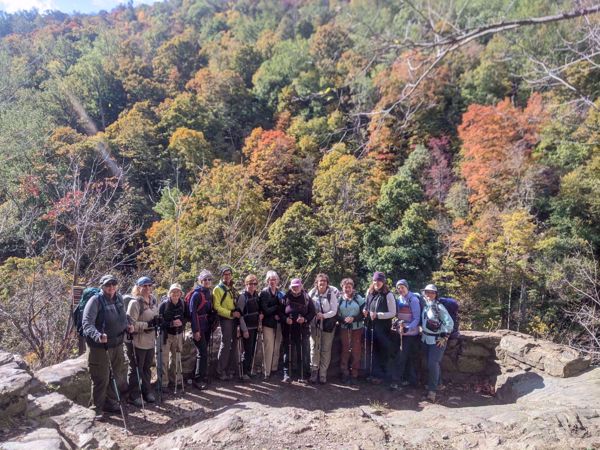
[159,298,185,335]
[421,301,454,345]
[82,292,127,348]
[364,291,396,320]
[396,292,421,335]
[127,295,159,350]
[283,290,316,327]
[259,287,283,329]
[337,293,365,330]
[308,287,338,320]
[213,282,237,319]
[237,290,260,333]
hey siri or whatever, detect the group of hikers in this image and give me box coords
[79,266,457,422]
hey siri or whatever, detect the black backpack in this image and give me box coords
[73,287,101,337]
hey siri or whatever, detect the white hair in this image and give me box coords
[265,270,279,283]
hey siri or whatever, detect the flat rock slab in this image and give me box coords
[27,393,72,419]
[34,355,89,404]
[0,427,71,450]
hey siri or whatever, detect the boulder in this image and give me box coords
[34,355,89,404]
[494,370,545,402]
[0,428,71,450]
[0,352,33,418]
[499,332,591,377]
[43,403,118,450]
[27,393,73,419]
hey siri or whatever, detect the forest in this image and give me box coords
[0,0,599,368]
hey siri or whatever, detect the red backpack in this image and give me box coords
[184,287,207,321]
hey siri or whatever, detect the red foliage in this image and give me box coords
[425,135,454,203]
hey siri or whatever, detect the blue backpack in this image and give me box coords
[72,287,101,336]
[439,297,459,338]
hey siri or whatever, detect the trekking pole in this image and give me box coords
[129,334,146,418]
[155,321,163,404]
[288,324,292,379]
[105,344,129,433]
[299,324,305,383]
[316,319,322,381]
[251,321,261,377]
[237,326,244,380]
[260,326,266,378]
[369,322,374,378]
[175,343,184,394]
[399,321,404,352]
[206,329,212,383]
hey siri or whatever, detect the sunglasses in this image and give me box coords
[104,282,118,287]
[246,282,258,286]
[202,278,213,282]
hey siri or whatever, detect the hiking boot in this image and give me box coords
[128,396,143,408]
[193,379,207,390]
[437,383,446,391]
[102,400,121,413]
[319,376,327,384]
[263,373,270,381]
[389,383,399,391]
[400,380,411,387]
[370,377,382,385]
[426,391,436,402]
[309,371,318,384]
[241,374,251,381]
[282,374,291,383]
[144,392,156,403]
[218,373,229,381]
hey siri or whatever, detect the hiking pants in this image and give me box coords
[309,324,335,379]
[194,330,210,381]
[392,335,419,385]
[242,329,258,375]
[371,321,394,381]
[160,332,183,387]
[88,345,127,410]
[425,342,446,391]
[126,343,155,399]
[262,323,282,376]
[217,317,239,376]
[340,327,363,378]
[282,323,310,378]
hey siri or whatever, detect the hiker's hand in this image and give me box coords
[345,317,354,324]
[275,315,280,321]
[259,313,264,321]
[126,325,134,334]
[173,319,183,327]
[236,328,241,338]
[370,311,377,321]
[362,310,368,318]
[232,311,241,319]
[286,317,293,325]
[99,333,107,343]
[193,332,201,341]
[316,312,324,320]
[436,336,448,348]
[297,316,305,324]
[243,331,249,339]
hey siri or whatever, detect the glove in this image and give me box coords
[436,336,448,348]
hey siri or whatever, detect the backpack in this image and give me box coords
[439,297,459,338]
[184,287,207,321]
[73,287,101,337]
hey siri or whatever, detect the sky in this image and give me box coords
[0,0,160,14]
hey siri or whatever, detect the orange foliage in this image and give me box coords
[458,94,546,209]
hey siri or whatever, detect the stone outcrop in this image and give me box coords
[0,351,33,419]
[33,354,89,404]
[497,330,591,377]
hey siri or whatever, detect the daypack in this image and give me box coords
[439,297,460,338]
[73,287,101,337]
[184,287,207,321]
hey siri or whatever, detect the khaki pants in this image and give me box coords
[310,324,335,379]
[262,324,282,376]
[161,332,184,387]
[340,327,363,378]
[88,344,127,410]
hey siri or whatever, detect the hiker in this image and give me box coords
[126,276,160,406]
[237,274,263,380]
[158,283,185,390]
[213,266,240,381]
[282,278,315,383]
[82,274,133,414]
[307,273,338,384]
[259,270,284,380]
[190,270,215,390]
[420,283,454,402]
[337,278,365,384]
[362,272,396,384]
[390,279,421,390]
